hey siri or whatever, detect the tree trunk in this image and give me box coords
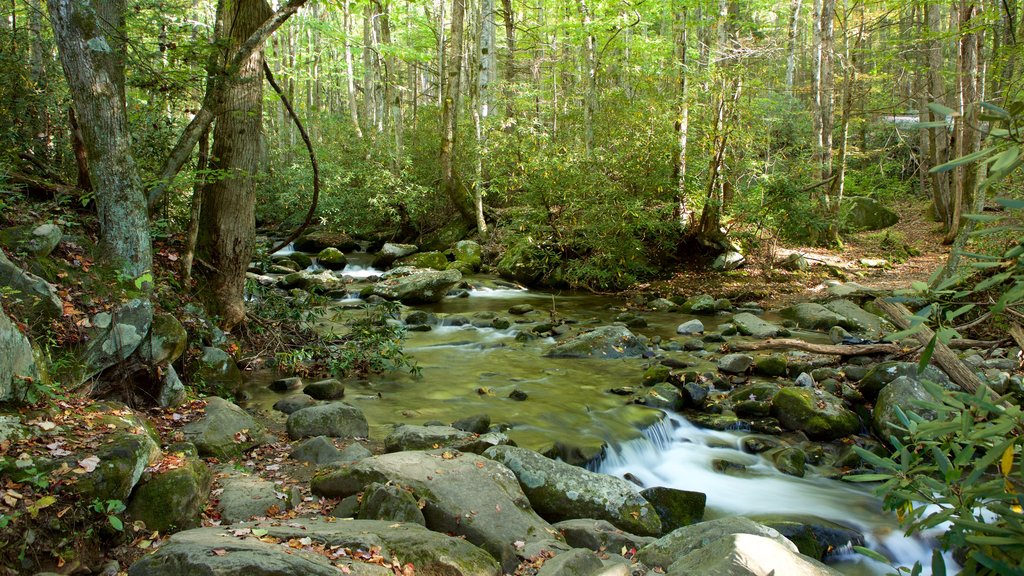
[811,0,823,182]
[675,5,691,228]
[67,107,92,192]
[786,0,802,94]
[578,0,597,154]
[378,0,404,171]
[182,128,210,288]
[500,0,516,119]
[943,0,981,245]
[196,0,273,331]
[47,0,152,279]
[440,0,475,226]
[926,2,953,230]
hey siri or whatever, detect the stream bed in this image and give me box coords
[244,248,947,575]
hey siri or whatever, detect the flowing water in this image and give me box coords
[249,248,947,574]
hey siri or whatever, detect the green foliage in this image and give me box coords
[846,382,1024,575]
[90,499,126,532]
[326,301,419,377]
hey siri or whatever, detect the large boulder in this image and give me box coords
[873,375,939,443]
[0,223,62,257]
[384,424,510,454]
[193,347,244,394]
[731,313,783,339]
[181,397,268,458]
[751,516,865,561]
[0,249,62,323]
[841,197,899,232]
[317,247,348,270]
[636,517,796,570]
[0,301,40,402]
[136,312,188,365]
[287,402,369,440]
[216,471,288,523]
[73,432,162,502]
[640,487,706,532]
[483,445,661,537]
[544,326,651,359]
[554,519,655,552]
[293,230,360,253]
[779,303,848,332]
[665,533,843,575]
[822,299,889,339]
[453,240,483,271]
[311,449,557,571]
[280,269,346,292]
[496,239,558,286]
[370,267,462,304]
[128,519,500,576]
[127,445,211,533]
[771,387,860,441]
[395,250,449,271]
[712,250,746,272]
[373,243,418,267]
[81,298,153,380]
[856,361,952,400]
[358,481,426,525]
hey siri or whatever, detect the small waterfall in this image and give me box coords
[596,413,949,575]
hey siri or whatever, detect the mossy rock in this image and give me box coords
[446,260,475,275]
[682,294,717,315]
[770,387,859,441]
[769,446,807,477]
[642,364,672,385]
[317,247,348,270]
[288,252,314,269]
[753,354,788,377]
[73,432,162,502]
[640,486,706,532]
[395,251,449,271]
[452,240,483,270]
[127,447,212,533]
[137,312,188,365]
[294,230,360,253]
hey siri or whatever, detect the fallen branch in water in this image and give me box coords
[725,338,905,357]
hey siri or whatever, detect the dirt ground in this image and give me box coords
[640,199,950,308]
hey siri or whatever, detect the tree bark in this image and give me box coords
[47,0,152,279]
[675,6,691,229]
[786,0,802,94]
[578,0,597,154]
[182,128,209,288]
[343,0,363,138]
[926,2,953,230]
[500,0,516,119]
[196,0,273,331]
[440,0,475,226]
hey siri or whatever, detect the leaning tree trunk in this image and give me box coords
[47,0,152,279]
[439,0,475,226]
[196,0,273,331]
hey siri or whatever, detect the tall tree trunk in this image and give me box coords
[474,0,495,238]
[182,128,210,288]
[27,0,49,159]
[926,2,952,229]
[378,0,404,171]
[786,0,802,94]
[47,0,152,279]
[440,0,475,226]
[344,0,363,137]
[675,5,691,228]
[196,0,273,331]
[811,0,823,182]
[500,0,516,119]
[818,0,837,244]
[944,0,981,245]
[578,0,597,154]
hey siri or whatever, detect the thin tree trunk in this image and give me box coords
[196,0,273,331]
[578,0,597,154]
[811,0,823,182]
[440,0,475,226]
[500,0,516,119]
[67,106,92,192]
[926,2,952,229]
[675,6,691,228]
[786,0,802,94]
[182,128,209,288]
[343,0,363,137]
[943,0,981,245]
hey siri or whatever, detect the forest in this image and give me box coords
[0,0,1023,575]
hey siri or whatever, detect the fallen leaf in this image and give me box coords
[211,549,227,556]
[36,421,57,431]
[78,456,100,473]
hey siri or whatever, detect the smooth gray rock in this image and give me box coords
[484,445,660,537]
[217,472,287,523]
[779,303,847,332]
[128,519,500,576]
[718,353,754,374]
[666,533,843,575]
[156,365,187,408]
[676,319,705,335]
[287,402,369,440]
[383,424,508,453]
[303,378,345,400]
[374,242,419,267]
[279,269,346,292]
[823,299,889,339]
[26,223,63,257]
[182,397,268,458]
[842,197,899,232]
[536,548,603,576]
[273,393,317,414]
[194,347,244,394]
[137,312,187,366]
[554,519,655,552]
[637,517,796,570]
[873,375,939,443]
[311,449,557,571]
[358,481,426,525]
[545,326,650,359]
[82,298,153,379]
[290,435,345,465]
[0,301,39,402]
[731,313,783,339]
[712,251,746,272]
[371,267,462,304]
[269,376,303,391]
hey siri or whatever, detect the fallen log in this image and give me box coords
[873,298,986,394]
[725,338,904,357]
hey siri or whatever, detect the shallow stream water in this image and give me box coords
[244,247,948,575]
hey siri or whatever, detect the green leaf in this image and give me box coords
[913,121,951,129]
[844,473,893,482]
[108,515,124,531]
[964,535,1022,546]
[981,102,1012,119]
[918,334,937,374]
[930,146,999,174]
[927,102,957,118]
[995,197,1024,210]
[852,545,892,565]
[931,549,947,576]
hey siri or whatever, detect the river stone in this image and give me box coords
[82,298,153,379]
[304,378,345,400]
[509,304,535,315]
[137,312,188,366]
[823,299,889,338]
[666,533,843,576]
[753,354,787,377]
[544,325,650,359]
[182,397,268,458]
[287,402,368,440]
[751,516,865,561]
[374,242,419,267]
[73,432,162,502]
[280,269,346,292]
[194,346,244,393]
[648,298,677,312]
[284,251,314,269]
[643,364,671,385]
[22,223,63,257]
[217,471,288,523]
[640,487,706,532]
[131,518,501,576]
[641,383,684,411]
[554,519,655,552]
[371,266,462,304]
[452,413,491,434]
[483,445,661,537]
[683,294,718,315]
[857,361,952,399]
[317,247,348,270]
[873,375,939,444]
[269,376,303,391]
[729,383,781,417]
[396,250,449,270]
[273,393,316,414]
[536,548,603,576]
[829,326,853,344]
[384,424,511,454]
[712,250,746,271]
[795,372,816,388]
[453,240,483,270]
[311,449,557,571]
[779,303,847,332]
[841,196,899,232]
[779,253,810,271]
[769,447,807,478]
[358,481,426,525]
[770,388,859,441]
[637,517,796,570]
[290,435,345,465]
[157,364,187,408]
[731,313,783,339]
[0,249,62,323]
[127,449,211,533]
[718,353,753,374]
[294,230,360,253]
[0,301,39,403]
[676,319,704,335]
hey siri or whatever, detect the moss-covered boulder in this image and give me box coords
[279,269,346,292]
[373,243,418,267]
[823,299,890,339]
[286,402,369,440]
[873,375,939,444]
[370,267,462,304]
[193,347,243,393]
[181,397,268,458]
[682,294,718,315]
[779,303,848,332]
[0,249,63,324]
[0,301,40,403]
[752,515,865,561]
[769,446,807,478]
[358,482,426,525]
[74,432,162,502]
[642,364,672,385]
[841,196,899,232]
[395,250,449,270]
[545,325,651,359]
[636,517,797,570]
[483,445,661,537]
[640,487,706,532]
[732,312,783,339]
[496,238,559,286]
[127,445,211,533]
[729,383,781,417]
[446,260,476,275]
[453,240,483,270]
[137,312,188,366]
[294,230,360,253]
[770,387,859,441]
[753,354,788,377]
[857,361,952,400]
[665,532,842,575]
[317,247,348,270]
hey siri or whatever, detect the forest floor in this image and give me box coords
[641,198,950,308]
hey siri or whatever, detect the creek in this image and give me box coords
[246,248,947,575]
